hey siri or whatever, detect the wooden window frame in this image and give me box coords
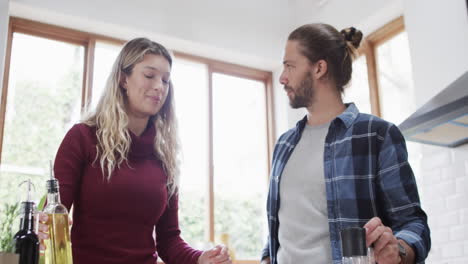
[358,16,405,117]
[0,17,274,264]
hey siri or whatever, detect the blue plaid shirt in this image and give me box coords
[262,104,430,264]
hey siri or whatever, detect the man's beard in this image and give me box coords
[285,73,315,109]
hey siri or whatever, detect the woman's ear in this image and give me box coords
[314,59,328,80]
[120,72,128,89]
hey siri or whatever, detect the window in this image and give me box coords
[0,32,83,209]
[90,41,123,109]
[0,17,274,263]
[343,55,371,114]
[0,18,128,213]
[358,16,415,124]
[375,31,415,125]
[172,59,209,247]
[172,54,274,263]
[212,73,269,259]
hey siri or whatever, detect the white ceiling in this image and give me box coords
[9,0,401,70]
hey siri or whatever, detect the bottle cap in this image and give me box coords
[46,179,59,193]
[341,227,367,257]
[20,201,35,215]
[18,180,36,215]
[47,160,59,193]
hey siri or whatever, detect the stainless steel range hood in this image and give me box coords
[399,71,468,148]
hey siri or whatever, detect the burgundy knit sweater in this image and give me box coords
[54,123,202,264]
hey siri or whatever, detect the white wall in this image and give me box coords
[404,0,468,105]
[402,0,468,263]
[0,0,9,94]
[415,143,468,263]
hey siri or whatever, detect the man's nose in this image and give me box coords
[279,71,288,85]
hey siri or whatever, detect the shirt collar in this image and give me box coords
[294,103,360,133]
[335,103,360,129]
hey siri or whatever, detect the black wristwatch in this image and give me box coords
[398,241,407,258]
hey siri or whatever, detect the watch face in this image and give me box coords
[398,242,407,257]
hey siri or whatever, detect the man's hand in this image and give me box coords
[364,217,415,264]
[260,257,271,264]
[364,217,400,263]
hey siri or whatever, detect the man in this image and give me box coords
[261,24,430,264]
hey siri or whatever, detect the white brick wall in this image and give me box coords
[413,143,468,263]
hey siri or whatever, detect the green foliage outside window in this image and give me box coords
[0,48,82,230]
[179,190,265,259]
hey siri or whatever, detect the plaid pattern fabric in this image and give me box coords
[262,103,430,264]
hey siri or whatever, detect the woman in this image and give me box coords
[38,38,231,264]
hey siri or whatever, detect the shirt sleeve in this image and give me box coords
[155,194,203,264]
[377,124,431,262]
[54,124,87,211]
[262,177,271,261]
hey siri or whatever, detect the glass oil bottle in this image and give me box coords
[43,162,73,264]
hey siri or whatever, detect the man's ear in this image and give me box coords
[313,59,328,80]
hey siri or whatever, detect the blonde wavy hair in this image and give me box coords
[83,38,179,198]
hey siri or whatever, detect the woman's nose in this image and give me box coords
[153,78,164,90]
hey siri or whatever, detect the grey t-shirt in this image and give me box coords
[277,122,332,264]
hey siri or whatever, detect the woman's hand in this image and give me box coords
[37,212,73,251]
[37,212,49,251]
[198,244,232,264]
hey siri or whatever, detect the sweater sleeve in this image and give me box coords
[261,238,270,260]
[156,195,203,264]
[377,124,431,263]
[53,124,87,211]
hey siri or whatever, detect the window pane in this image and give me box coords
[212,73,269,260]
[90,41,122,110]
[0,33,84,212]
[376,32,415,125]
[172,59,209,247]
[343,55,372,114]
